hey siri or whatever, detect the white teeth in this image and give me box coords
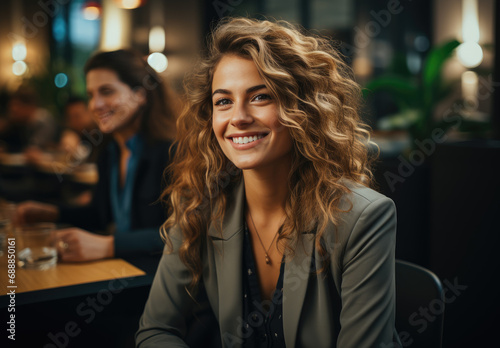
[232,134,264,144]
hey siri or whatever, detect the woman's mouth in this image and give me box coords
[98,111,113,119]
[231,134,265,144]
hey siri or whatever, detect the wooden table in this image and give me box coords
[0,254,160,347]
[0,257,145,294]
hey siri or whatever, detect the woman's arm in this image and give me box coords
[337,196,397,348]
[114,227,164,257]
[136,228,197,347]
[14,200,59,225]
[54,226,163,262]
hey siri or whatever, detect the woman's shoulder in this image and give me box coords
[331,180,396,236]
[339,179,394,211]
[344,180,391,205]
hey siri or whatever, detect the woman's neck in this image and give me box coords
[113,114,142,149]
[113,131,136,150]
[243,161,291,219]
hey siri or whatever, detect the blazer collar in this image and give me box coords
[206,179,315,348]
[207,179,245,240]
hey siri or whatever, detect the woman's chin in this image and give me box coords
[97,122,114,134]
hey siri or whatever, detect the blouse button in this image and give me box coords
[248,269,252,275]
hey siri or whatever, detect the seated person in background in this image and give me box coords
[59,96,102,164]
[0,85,57,154]
[14,49,179,262]
[57,97,104,206]
[136,18,398,347]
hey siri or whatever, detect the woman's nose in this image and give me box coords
[89,95,103,111]
[230,101,253,127]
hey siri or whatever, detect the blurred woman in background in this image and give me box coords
[15,49,179,261]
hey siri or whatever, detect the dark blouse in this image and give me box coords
[242,222,286,348]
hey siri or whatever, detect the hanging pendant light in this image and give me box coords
[457,0,483,68]
[82,1,102,20]
[113,0,147,9]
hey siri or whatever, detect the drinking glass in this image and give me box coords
[16,223,57,270]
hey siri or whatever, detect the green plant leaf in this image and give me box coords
[422,39,460,103]
[363,75,419,109]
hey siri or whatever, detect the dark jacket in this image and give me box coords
[58,138,173,257]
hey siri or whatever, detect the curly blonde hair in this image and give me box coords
[161,17,375,287]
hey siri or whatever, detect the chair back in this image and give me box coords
[395,259,444,348]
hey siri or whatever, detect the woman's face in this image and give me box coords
[86,68,145,134]
[211,55,293,171]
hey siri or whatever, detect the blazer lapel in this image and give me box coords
[208,181,245,347]
[283,232,315,348]
[206,179,315,348]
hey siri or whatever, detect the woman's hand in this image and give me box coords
[14,201,59,225]
[57,228,115,262]
[24,146,45,165]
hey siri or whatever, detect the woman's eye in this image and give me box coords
[214,98,231,106]
[253,94,271,102]
[100,88,114,96]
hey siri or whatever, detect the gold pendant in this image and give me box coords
[265,255,270,264]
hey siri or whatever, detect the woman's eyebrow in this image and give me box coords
[212,88,230,97]
[212,84,267,97]
[246,84,266,93]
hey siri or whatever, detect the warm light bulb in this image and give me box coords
[116,0,142,9]
[12,61,28,76]
[83,5,101,20]
[457,42,483,68]
[12,43,27,61]
[149,26,165,53]
[147,52,168,73]
[462,0,480,43]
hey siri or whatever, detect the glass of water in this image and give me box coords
[16,223,57,270]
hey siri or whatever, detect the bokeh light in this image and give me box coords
[114,0,144,9]
[149,26,165,53]
[54,73,69,88]
[82,3,101,21]
[457,42,483,68]
[147,52,168,73]
[12,43,27,61]
[12,61,28,76]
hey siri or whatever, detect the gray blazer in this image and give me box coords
[136,180,397,348]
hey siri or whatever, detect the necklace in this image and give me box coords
[248,210,283,265]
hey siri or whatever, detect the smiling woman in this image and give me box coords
[14,49,179,262]
[137,18,398,348]
[212,55,293,172]
[86,68,146,136]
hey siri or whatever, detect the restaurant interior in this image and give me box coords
[0,0,499,347]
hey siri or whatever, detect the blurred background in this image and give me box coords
[0,0,498,347]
